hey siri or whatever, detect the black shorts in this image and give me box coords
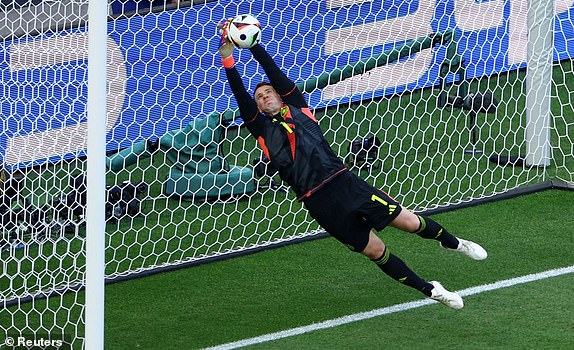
[303,171,402,252]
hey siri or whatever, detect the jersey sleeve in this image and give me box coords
[224,65,266,137]
[225,65,259,122]
[249,44,308,109]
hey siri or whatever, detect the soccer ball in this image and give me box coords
[227,14,261,49]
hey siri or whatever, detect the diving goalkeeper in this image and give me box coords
[217,20,487,309]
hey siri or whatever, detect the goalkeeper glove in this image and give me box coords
[217,18,235,68]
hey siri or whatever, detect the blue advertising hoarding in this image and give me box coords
[1,0,573,168]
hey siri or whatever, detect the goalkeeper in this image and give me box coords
[217,20,487,309]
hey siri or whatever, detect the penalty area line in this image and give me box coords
[202,265,574,350]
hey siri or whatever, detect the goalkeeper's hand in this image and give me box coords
[217,19,234,61]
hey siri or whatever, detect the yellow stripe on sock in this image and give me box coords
[434,228,443,239]
[373,248,391,266]
[414,215,426,234]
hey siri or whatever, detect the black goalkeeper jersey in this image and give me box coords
[225,44,346,200]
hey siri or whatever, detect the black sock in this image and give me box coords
[371,247,434,297]
[413,215,459,249]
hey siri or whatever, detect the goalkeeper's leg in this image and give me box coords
[391,209,487,260]
[363,231,463,309]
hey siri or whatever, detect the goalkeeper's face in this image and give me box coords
[254,84,282,116]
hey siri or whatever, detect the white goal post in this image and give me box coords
[0,0,572,348]
[85,1,107,349]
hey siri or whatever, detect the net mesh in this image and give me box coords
[0,0,572,347]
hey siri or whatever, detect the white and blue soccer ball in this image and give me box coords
[227,14,261,49]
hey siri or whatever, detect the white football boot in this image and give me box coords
[443,238,488,260]
[430,281,464,309]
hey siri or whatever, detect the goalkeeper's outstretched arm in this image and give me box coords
[249,44,307,109]
[221,31,455,122]
[218,20,259,124]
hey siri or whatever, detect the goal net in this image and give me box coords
[1,0,573,347]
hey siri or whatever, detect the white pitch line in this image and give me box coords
[202,265,574,350]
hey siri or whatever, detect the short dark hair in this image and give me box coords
[253,81,273,98]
